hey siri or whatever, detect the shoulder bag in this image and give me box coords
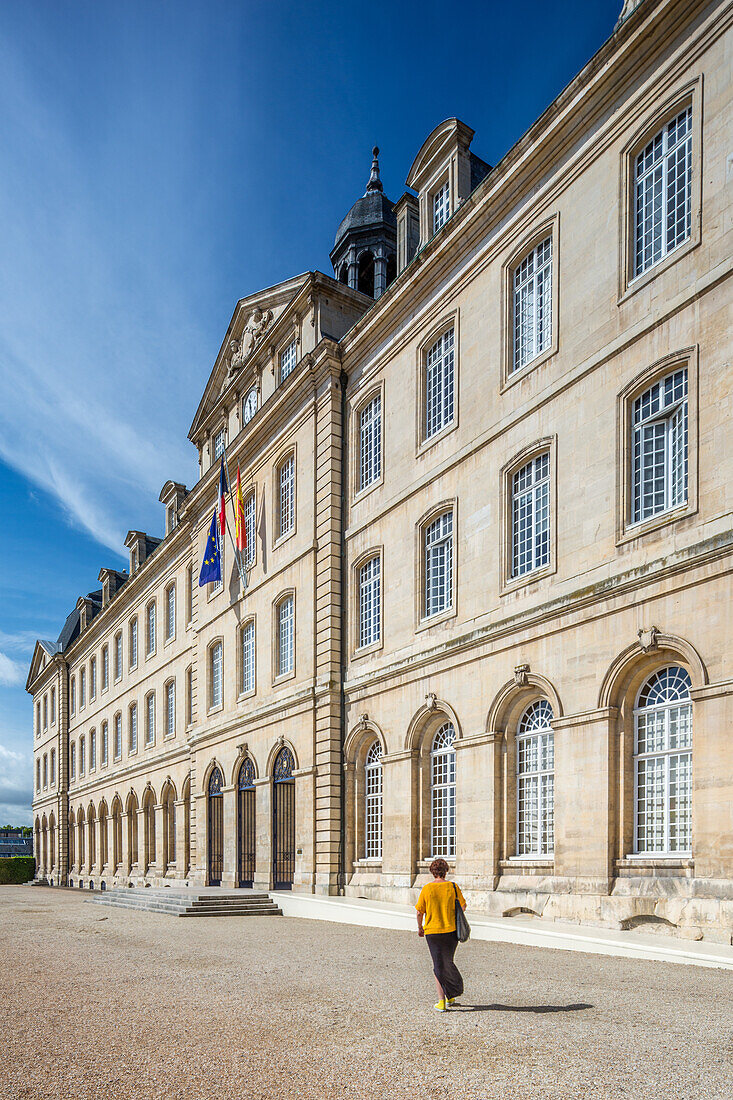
[453,881,471,943]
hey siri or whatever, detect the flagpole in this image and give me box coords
[221,448,248,592]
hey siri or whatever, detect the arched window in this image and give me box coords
[163,785,176,870]
[143,790,156,873]
[631,368,688,524]
[237,758,256,888]
[272,747,295,889]
[516,700,555,857]
[634,666,692,855]
[207,766,224,886]
[424,329,455,440]
[430,722,456,857]
[634,105,692,277]
[364,741,383,860]
[357,250,375,297]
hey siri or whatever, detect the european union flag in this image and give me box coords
[198,510,221,587]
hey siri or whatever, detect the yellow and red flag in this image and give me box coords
[235,466,247,555]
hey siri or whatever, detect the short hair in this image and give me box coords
[429,858,449,878]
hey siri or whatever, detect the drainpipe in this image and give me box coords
[338,369,349,895]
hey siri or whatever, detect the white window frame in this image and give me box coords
[114,632,123,681]
[357,555,381,651]
[210,641,224,711]
[240,619,256,696]
[129,619,138,670]
[633,106,692,279]
[145,692,155,747]
[424,328,455,442]
[430,722,456,858]
[114,714,122,760]
[244,490,256,566]
[512,236,553,374]
[89,656,97,701]
[70,678,76,716]
[515,700,555,858]
[277,454,295,540]
[364,740,383,860]
[50,749,56,786]
[146,601,156,657]
[511,452,551,578]
[279,339,297,383]
[101,722,108,767]
[50,687,56,725]
[633,666,692,857]
[432,180,450,234]
[213,427,226,460]
[165,680,176,738]
[423,510,453,621]
[90,729,96,771]
[276,595,294,679]
[101,646,109,692]
[165,583,176,642]
[79,668,86,709]
[358,392,382,493]
[129,703,138,754]
[631,367,688,527]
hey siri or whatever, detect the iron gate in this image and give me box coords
[237,758,256,887]
[208,766,224,886]
[272,747,295,890]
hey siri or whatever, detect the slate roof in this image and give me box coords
[332,191,396,251]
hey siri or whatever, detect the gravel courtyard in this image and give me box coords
[2,886,731,1100]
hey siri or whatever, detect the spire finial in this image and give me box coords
[365,146,383,194]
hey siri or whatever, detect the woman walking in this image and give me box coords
[415,857,467,1012]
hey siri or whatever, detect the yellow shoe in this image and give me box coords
[446,997,458,1006]
[433,999,447,1012]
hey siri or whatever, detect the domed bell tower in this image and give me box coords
[330,147,397,299]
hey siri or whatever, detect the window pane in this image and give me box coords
[425,329,455,439]
[634,107,692,277]
[512,452,551,577]
[280,340,297,382]
[513,236,553,373]
[631,368,688,523]
[359,394,382,491]
[278,597,294,676]
[211,643,223,708]
[424,512,453,617]
[358,556,381,648]
[634,665,692,855]
[279,456,295,537]
[241,621,255,693]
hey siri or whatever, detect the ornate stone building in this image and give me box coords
[29,0,733,940]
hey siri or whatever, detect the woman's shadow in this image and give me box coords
[457,1002,593,1013]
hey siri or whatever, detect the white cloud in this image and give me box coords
[0,653,24,687]
[0,744,32,825]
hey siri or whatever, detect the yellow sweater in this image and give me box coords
[416,880,466,935]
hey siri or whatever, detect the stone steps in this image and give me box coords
[88,888,282,918]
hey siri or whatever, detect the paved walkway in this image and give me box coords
[4,885,732,1100]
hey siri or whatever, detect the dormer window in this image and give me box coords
[167,504,177,534]
[214,428,226,460]
[131,548,139,574]
[279,340,297,384]
[433,181,450,234]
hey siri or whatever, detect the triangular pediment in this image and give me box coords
[26,640,59,693]
[189,273,311,442]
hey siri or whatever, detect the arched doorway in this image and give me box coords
[272,747,295,890]
[41,816,48,878]
[111,798,122,872]
[48,814,56,880]
[88,805,96,873]
[237,758,256,888]
[162,783,176,874]
[182,775,191,878]
[142,789,155,874]
[207,767,224,886]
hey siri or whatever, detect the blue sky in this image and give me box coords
[0,0,621,823]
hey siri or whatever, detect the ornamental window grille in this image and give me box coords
[50,687,56,724]
[278,455,295,538]
[210,641,223,709]
[213,428,226,459]
[79,736,86,775]
[129,703,137,753]
[115,632,122,680]
[512,236,552,373]
[80,668,86,708]
[631,368,688,524]
[90,657,96,700]
[424,511,453,618]
[145,693,155,746]
[241,620,255,694]
[244,491,256,566]
[277,596,294,677]
[146,602,156,655]
[50,749,56,785]
[166,681,175,737]
[101,722,108,766]
[516,700,555,856]
[70,678,76,716]
[364,740,383,860]
[114,714,122,760]
[130,619,138,669]
[358,556,381,649]
[101,647,109,691]
[433,181,450,233]
[634,106,692,277]
[280,340,297,383]
[239,758,256,789]
[431,722,456,857]
[90,730,96,770]
[359,394,382,491]
[166,584,176,640]
[425,329,455,440]
[70,744,76,781]
[512,452,551,577]
[273,747,294,781]
[634,666,692,855]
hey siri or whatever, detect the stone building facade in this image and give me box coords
[28,0,733,940]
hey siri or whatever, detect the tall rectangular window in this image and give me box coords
[80,668,86,708]
[277,596,294,677]
[50,749,56,785]
[512,452,550,578]
[50,687,56,724]
[513,236,552,373]
[632,368,688,524]
[186,565,193,624]
[241,620,255,694]
[146,602,156,655]
[36,759,41,791]
[425,329,455,440]
[278,455,295,538]
[36,702,40,736]
[129,703,137,753]
[433,181,450,233]
[43,695,48,729]
[115,632,122,680]
[214,428,226,459]
[101,646,109,691]
[130,620,138,669]
[79,736,86,774]
[70,678,76,716]
[359,394,382,491]
[145,694,155,746]
[101,722,108,766]
[90,730,96,770]
[358,556,381,649]
[90,657,96,700]
[279,340,297,382]
[210,642,223,709]
[166,681,175,737]
[245,492,256,565]
[43,755,47,788]
[69,745,75,781]
[186,665,193,727]
[634,107,692,277]
[114,714,122,760]
[166,584,176,640]
[424,512,453,618]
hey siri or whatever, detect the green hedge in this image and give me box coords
[0,857,36,884]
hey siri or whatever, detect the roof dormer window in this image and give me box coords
[433,181,450,234]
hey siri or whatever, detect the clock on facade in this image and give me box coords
[242,387,258,425]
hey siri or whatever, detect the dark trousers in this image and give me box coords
[425,931,464,998]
